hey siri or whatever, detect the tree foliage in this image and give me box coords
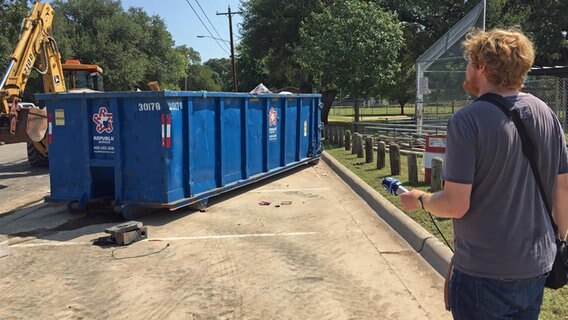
[0,0,29,63]
[297,0,404,122]
[375,1,480,108]
[238,0,324,92]
[204,58,232,92]
[176,46,221,91]
[487,0,568,65]
[50,0,187,91]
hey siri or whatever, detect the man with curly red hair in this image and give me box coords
[401,28,568,319]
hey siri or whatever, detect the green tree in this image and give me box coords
[204,58,232,92]
[297,0,403,123]
[177,46,221,91]
[238,0,324,92]
[376,1,479,109]
[487,0,568,65]
[50,0,186,91]
[0,0,29,63]
[0,1,44,101]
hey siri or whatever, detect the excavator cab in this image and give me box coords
[62,59,103,91]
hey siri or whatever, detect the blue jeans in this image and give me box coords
[448,268,548,319]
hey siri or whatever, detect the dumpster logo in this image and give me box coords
[268,107,278,141]
[268,107,277,127]
[93,107,114,134]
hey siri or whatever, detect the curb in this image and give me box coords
[322,151,452,277]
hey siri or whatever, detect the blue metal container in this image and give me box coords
[37,91,322,218]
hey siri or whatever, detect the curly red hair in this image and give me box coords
[463,28,535,90]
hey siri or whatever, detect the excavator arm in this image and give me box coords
[0,0,66,144]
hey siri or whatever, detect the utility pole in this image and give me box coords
[217,6,242,92]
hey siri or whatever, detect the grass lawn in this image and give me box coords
[324,143,568,320]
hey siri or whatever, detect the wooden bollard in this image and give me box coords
[431,157,444,192]
[330,126,336,145]
[389,144,401,175]
[365,137,373,163]
[407,153,418,185]
[357,135,364,158]
[352,133,359,155]
[377,141,386,169]
[344,130,351,151]
[338,128,344,147]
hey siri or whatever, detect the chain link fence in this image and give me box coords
[524,76,568,132]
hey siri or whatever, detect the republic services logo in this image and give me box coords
[93,107,114,134]
[268,107,277,127]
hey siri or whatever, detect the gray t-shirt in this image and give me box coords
[444,92,568,279]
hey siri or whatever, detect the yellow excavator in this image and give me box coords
[0,1,103,166]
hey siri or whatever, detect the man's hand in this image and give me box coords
[400,189,426,212]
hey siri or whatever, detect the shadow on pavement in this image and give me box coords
[0,163,317,244]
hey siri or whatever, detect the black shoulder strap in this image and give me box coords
[476,93,557,234]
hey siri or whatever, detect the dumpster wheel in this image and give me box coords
[308,158,320,165]
[189,199,208,212]
[66,200,87,214]
[114,204,136,220]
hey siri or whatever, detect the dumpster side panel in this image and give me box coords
[48,100,91,202]
[189,97,217,195]
[284,98,299,164]
[267,98,282,170]
[119,97,165,203]
[246,98,264,177]
[220,97,244,186]
[300,98,311,159]
[165,98,186,201]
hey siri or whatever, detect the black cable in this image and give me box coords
[427,212,454,252]
[193,0,230,51]
[111,243,170,260]
[183,0,230,55]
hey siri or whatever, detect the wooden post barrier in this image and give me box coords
[377,141,386,169]
[352,133,359,155]
[344,130,351,151]
[365,137,373,163]
[407,153,418,185]
[431,157,444,192]
[357,135,365,158]
[331,126,337,145]
[389,144,401,175]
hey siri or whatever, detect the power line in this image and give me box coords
[183,0,230,55]
[193,0,230,51]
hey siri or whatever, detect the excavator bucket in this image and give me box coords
[1,107,47,143]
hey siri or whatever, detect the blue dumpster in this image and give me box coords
[37,91,322,218]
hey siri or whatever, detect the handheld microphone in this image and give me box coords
[381,177,408,196]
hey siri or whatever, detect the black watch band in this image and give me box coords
[418,194,425,210]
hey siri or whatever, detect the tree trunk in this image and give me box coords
[399,102,405,115]
[354,95,360,123]
[321,89,338,125]
[299,78,314,93]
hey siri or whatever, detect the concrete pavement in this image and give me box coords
[0,144,451,319]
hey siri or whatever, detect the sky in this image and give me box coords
[120,0,244,63]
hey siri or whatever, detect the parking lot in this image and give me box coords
[0,143,449,320]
